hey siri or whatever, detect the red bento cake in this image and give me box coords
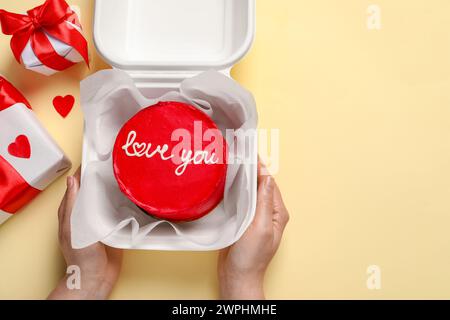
[112,101,228,222]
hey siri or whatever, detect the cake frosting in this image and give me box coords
[113,101,228,221]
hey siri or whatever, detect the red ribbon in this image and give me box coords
[0,0,89,71]
[0,76,32,111]
[0,77,39,213]
[0,155,40,214]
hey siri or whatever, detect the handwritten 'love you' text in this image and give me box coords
[121,130,219,176]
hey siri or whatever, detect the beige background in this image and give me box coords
[1,0,450,299]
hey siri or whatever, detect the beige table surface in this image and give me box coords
[1,0,450,299]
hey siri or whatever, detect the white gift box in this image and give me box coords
[6,5,86,76]
[73,0,256,250]
[21,20,84,76]
[0,0,89,75]
[0,100,71,224]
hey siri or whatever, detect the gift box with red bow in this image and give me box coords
[0,76,71,224]
[0,0,89,76]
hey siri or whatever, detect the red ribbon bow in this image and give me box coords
[0,0,89,71]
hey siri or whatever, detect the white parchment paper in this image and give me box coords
[72,70,258,250]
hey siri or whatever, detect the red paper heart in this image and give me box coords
[53,95,75,118]
[8,135,31,159]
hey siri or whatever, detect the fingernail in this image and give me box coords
[265,176,273,188]
[259,163,270,176]
[67,176,73,188]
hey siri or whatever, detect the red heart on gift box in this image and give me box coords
[53,95,75,118]
[8,135,31,159]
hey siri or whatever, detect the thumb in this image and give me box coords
[65,173,80,211]
[60,171,80,230]
[254,176,275,227]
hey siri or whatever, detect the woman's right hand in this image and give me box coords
[218,161,289,299]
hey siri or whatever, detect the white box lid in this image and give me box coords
[94,0,255,85]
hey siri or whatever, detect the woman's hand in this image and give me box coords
[218,161,289,299]
[48,168,123,300]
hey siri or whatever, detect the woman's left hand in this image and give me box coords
[48,168,123,300]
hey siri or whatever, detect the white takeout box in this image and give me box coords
[85,0,257,250]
